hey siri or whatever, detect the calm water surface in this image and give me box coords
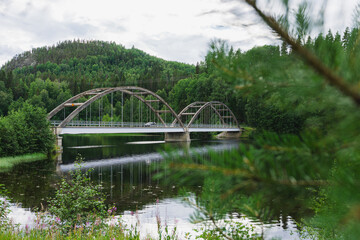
[0,134,310,239]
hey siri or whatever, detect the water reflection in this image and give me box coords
[59,139,239,213]
[126,141,165,144]
[0,134,310,239]
[59,141,239,171]
[67,145,115,149]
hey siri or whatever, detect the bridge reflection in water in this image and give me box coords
[57,139,240,210]
[59,140,238,172]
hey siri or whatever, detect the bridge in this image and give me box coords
[48,86,242,142]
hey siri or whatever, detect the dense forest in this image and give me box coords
[5,40,194,90]
[0,40,195,115]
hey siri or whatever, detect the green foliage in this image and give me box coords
[168,73,246,123]
[0,178,143,239]
[0,184,11,229]
[3,40,194,97]
[295,2,310,44]
[0,71,14,116]
[0,209,141,240]
[245,98,304,134]
[0,102,54,157]
[26,78,72,113]
[194,220,260,240]
[47,158,107,232]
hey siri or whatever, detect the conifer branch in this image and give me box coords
[182,196,234,240]
[209,215,234,240]
[244,0,360,106]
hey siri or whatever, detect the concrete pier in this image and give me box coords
[55,135,63,164]
[164,132,191,142]
[56,136,63,150]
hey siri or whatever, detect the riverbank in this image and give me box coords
[0,153,48,172]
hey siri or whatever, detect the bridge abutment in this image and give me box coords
[164,132,191,142]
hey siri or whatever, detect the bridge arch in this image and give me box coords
[48,86,186,130]
[172,101,239,129]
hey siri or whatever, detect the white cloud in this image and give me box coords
[0,0,358,67]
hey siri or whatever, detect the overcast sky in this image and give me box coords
[0,0,358,67]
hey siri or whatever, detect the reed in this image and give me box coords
[0,153,47,172]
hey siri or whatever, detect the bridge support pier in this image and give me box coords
[164,132,190,142]
[56,135,63,151]
[52,127,63,163]
[216,130,243,139]
[55,135,63,164]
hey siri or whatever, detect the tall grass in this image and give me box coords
[0,153,47,172]
[0,222,143,240]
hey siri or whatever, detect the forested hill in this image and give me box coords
[2,40,195,93]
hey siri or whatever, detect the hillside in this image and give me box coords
[0,40,195,116]
[2,40,195,92]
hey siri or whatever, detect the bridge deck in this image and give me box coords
[57,127,241,134]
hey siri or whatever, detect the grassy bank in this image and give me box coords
[0,153,47,172]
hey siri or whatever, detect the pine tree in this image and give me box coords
[280,41,288,55]
[342,27,350,48]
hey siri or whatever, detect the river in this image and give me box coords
[0,134,310,239]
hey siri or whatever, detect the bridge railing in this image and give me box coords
[50,120,182,128]
[188,123,237,129]
[50,120,239,129]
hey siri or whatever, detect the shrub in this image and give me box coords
[47,158,107,232]
[0,102,54,157]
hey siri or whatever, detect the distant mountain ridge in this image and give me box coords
[2,40,195,92]
[3,40,189,69]
[3,40,141,70]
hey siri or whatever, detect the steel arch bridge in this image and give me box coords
[48,87,241,141]
[172,101,239,129]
